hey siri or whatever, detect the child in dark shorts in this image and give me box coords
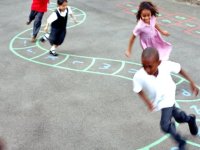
[41,0,77,56]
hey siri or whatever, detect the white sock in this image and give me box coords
[50,46,56,53]
[43,33,49,40]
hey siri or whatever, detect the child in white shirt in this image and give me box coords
[41,0,77,56]
[133,47,199,150]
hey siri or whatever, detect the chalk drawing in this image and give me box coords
[9,2,200,150]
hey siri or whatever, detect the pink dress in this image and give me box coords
[133,16,172,60]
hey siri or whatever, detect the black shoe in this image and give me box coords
[49,50,58,56]
[188,114,198,135]
[179,140,186,150]
[26,21,31,25]
[40,37,45,43]
[40,33,49,43]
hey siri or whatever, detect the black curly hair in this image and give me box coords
[136,1,159,21]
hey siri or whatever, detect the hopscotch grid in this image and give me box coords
[9,3,200,149]
[112,61,125,75]
[74,14,85,17]
[53,55,70,66]
[176,99,200,102]
[83,58,96,71]
[30,51,49,60]
[175,78,185,85]
[13,45,37,50]
[17,37,33,40]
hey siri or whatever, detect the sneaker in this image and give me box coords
[178,140,186,150]
[49,50,58,56]
[188,114,198,135]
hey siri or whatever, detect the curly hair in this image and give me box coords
[136,1,159,21]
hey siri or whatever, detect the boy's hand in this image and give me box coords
[148,102,154,111]
[190,82,199,96]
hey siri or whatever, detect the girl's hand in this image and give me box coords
[162,30,170,36]
[125,50,131,57]
[44,26,48,33]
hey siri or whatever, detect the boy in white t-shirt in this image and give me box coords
[133,47,199,150]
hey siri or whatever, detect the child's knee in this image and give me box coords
[160,123,169,133]
[173,109,189,123]
[160,120,173,133]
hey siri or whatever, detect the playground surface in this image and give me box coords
[0,0,200,149]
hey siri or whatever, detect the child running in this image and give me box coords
[125,1,172,60]
[41,0,77,56]
[133,47,199,150]
[27,0,49,42]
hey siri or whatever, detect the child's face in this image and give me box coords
[58,2,68,12]
[142,56,160,76]
[141,9,151,24]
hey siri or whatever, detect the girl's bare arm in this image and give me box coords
[125,34,136,57]
[155,23,170,36]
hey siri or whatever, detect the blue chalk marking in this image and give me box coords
[72,60,84,64]
[26,49,35,54]
[128,68,137,74]
[24,40,27,46]
[198,127,200,137]
[182,89,191,96]
[99,63,111,69]
[171,147,178,150]
[45,55,59,61]
[190,105,200,115]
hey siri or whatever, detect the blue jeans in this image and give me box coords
[29,10,44,37]
[160,105,190,144]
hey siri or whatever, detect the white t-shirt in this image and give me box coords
[47,6,73,24]
[133,61,181,111]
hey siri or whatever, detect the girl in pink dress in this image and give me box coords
[125,1,172,60]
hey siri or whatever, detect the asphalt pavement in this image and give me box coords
[0,0,200,149]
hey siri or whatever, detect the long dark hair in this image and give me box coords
[136,1,159,21]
